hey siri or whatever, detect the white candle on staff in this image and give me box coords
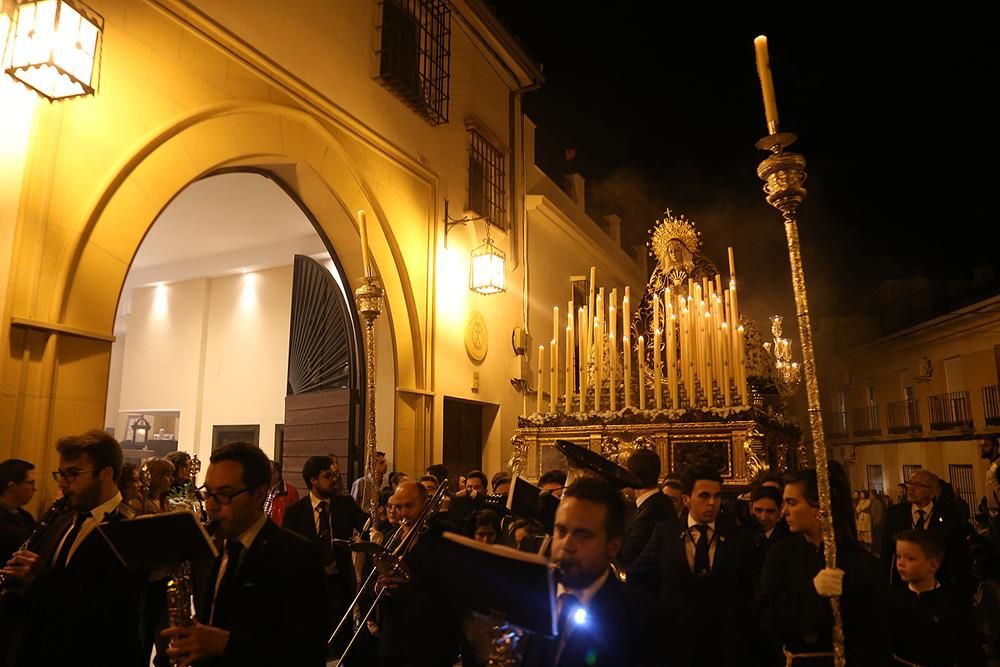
[593,316,602,411]
[653,295,661,409]
[623,288,631,408]
[737,325,748,403]
[754,35,780,134]
[357,209,372,277]
[704,311,713,403]
[597,290,605,403]
[668,313,678,409]
[721,321,732,406]
[588,267,596,353]
[578,308,587,412]
[566,302,575,413]
[536,345,544,414]
[637,335,646,409]
[550,339,558,414]
[609,291,617,411]
[553,306,560,362]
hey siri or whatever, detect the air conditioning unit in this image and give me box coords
[915,356,933,381]
[839,445,856,462]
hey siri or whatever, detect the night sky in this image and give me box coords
[493,6,999,345]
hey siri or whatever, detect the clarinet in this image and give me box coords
[0,496,70,590]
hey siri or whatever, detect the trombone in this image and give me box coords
[328,479,450,658]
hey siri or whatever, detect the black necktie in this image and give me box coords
[916,509,926,530]
[53,512,90,571]
[693,524,711,575]
[211,539,244,628]
[317,500,337,570]
[557,592,580,636]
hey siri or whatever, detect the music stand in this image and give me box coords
[555,439,642,489]
[95,510,218,569]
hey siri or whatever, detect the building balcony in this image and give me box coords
[851,405,881,437]
[825,410,848,439]
[985,385,1000,428]
[928,391,974,431]
[886,399,922,434]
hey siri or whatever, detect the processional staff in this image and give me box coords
[752,36,845,666]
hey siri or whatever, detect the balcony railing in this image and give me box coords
[887,399,921,434]
[985,385,1000,428]
[825,410,848,439]
[851,405,881,436]
[928,391,974,430]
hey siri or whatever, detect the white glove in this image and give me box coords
[813,567,844,597]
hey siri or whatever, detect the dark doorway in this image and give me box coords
[443,397,484,489]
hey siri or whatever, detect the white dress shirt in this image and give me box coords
[54,491,123,566]
[556,567,610,611]
[684,514,718,572]
[912,501,934,529]
[310,492,334,534]
[210,512,268,624]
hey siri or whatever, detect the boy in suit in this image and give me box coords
[890,530,982,666]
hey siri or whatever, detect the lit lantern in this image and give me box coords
[469,225,505,295]
[3,0,104,101]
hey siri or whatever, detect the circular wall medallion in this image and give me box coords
[465,311,488,363]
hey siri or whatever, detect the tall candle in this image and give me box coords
[594,316,602,411]
[668,314,678,409]
[637,335,646,410]
[550,339,558,414]
[566,324,574,413]
[357,209,372,277]
[653,324,662,410]
[588,267,597,353]
[536,345,544,414]
[754,35,780,135]
[597,290,605,404]
[609,291,617,411]
[721,321,732,406]
[737,325,748,403]
[553,306,560,361]
[578,308,587,412]
[623,288,631,408]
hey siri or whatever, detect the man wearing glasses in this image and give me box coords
[162,441,327,667]
[2,430,147,666]
[881,469,972,595]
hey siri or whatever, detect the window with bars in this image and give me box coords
[866,464,884,494]
[376,0,451,125]
[467,125,506,228]
[902,464,922,483]
[949,464,976,508]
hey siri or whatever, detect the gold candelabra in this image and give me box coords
[356,275,383,525]
[754,35,844,666]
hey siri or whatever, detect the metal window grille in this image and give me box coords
[902,464,922,483]
[887,399,921,434]
[949,464,976,508]
[866,464,884,495]
[468,128,505,228]
[851,405,881,436]
[984,385,1000,427]
[376,0,451,125]
[825,410,848,438]
[928,391,973,430]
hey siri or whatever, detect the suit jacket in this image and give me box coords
[0,505,34,563]
[196,518,327,667]
[552,574,661,667]
[17,504,147,667]
[282,493,368,602]
[619,491,677,566]
[880,501,973,595]
[628,516,753,667]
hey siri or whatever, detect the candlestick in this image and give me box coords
[357,209,372,277]
[754,35,780,135]
[588,267,596,354]
[578,308,587,413]
[553,306,560,362]
[721,321,732,407]
[653,324,662,410]
[637,335,646,409]
[536,345,544,415]
[623,288,631,408]
[609,291,617,412]
[566,302,574,413]
[668,314,678,409]
[593,316,601,411]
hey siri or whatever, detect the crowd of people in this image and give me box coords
[2,431,1000,666]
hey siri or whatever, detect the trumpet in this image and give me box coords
[329,479,450,659]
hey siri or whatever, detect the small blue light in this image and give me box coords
[573,607,588,625]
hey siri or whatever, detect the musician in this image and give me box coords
[161,442,327,667]
[283,454,368,654]
[265,459,299,527]
[619,449,677,566]
[375,481,460,667]
[547,478,659,667]
[538,469,567,498]
[0,459,36,563]
[351,450,389,511]
[2,430,147,667]
[628,466,754,667]
[166,450,194,491]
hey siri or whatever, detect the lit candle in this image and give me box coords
[588,267,597,353]
[623,288,631,408]
[357,209,372,277]
[566,302,575,413]
[668,314,678,409]
[721,321,732,406]
[597,290,605,408]
[637,334,646,409]
[737,325,748,403]
[537,345,544,414]
[578,307,587,412]
[754,35,780,135]
[609,289,617,411]
[594,316,602,411]
[654,324,662,411]
[550,339,558,414]
[553,306,560,362]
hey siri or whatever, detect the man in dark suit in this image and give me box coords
[2,431,147,667]
[0,458,38,667]
[161,442,327,666]
[628,466,753,667]
[545,477,660,667]
[283,454,368,653]
[619,449,676,566]
[881,469,973,596]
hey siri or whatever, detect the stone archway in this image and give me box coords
[5,102,433,493]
